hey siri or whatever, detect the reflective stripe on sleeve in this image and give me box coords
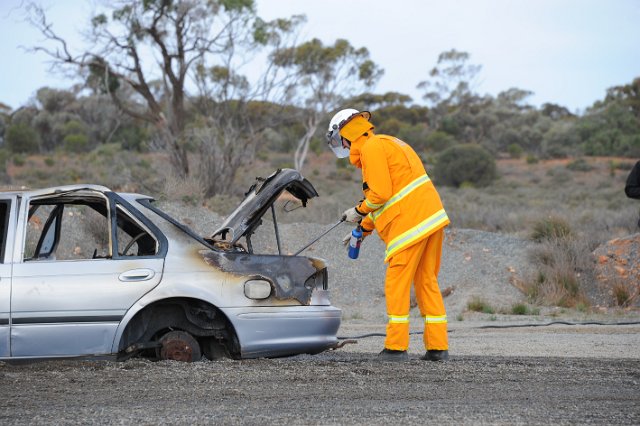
[384,209,449,262]
[365,199,384,210]
[371,174,430,222]
[424,315,448,324]
[388,314,410,324]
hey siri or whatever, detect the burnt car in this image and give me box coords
[0,169,341,362]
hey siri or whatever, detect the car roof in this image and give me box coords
[0,184,112,198]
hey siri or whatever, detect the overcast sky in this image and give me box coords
[1,0,639,113]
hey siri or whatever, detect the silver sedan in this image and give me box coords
[0,169,341,362]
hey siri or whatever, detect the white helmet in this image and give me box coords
[326,109,371,158]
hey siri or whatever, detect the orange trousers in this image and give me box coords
[384,228,448,351]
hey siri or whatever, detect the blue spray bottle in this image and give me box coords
[348,226,363,259]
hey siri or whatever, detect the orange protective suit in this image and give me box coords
[341,115,450,351]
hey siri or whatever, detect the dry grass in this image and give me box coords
[466,296,495,314]
[5,150,638,310]
[523,237,595,308]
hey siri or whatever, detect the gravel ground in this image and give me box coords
[1,323,639,425]
[3,204,637,424]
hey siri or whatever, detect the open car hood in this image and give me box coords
[211,169,318,244]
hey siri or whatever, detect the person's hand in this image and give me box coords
[342,230,370,245]
[342,206,365,223]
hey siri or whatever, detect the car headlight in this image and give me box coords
[244,279,272,300]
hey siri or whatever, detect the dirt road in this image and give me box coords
[1,322,639,425]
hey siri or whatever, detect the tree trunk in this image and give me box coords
[294,115,319,172]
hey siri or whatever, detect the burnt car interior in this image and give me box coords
[209,169,319,255]
[25,193,158,261]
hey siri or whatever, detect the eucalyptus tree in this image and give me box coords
[417,49,482,133]
[272,38,383,171]
[27,0,303,195]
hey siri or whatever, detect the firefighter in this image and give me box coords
[327,108,450,362]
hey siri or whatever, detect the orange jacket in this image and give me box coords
[349,132,449,262]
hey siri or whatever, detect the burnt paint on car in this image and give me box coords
[201,250,322,305]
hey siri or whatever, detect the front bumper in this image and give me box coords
[221,305,342,358]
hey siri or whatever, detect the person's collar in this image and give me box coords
[349,132,373,168]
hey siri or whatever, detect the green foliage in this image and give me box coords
[507,143,523,159]
[44,157,55,167]
[433,144,497,187]
[12,154,26,167]
[579,100,640,157]
[87,57,120,94]
[0,149,9,174]
[116,125,148,151]
[418,49,482,106]
[530,216,572,242]
[511,303,539,315]
[62,120,86,137]
[220,0,255,12]
[526,155,539,164]
[309,136,324,155]
[5,123,40,153]
[466,297,495,314]
[424,131,455,153]
[63,133,90,153]
[377,117,401,135]
[397,124,429,151]
[541,121,579,158]
[36,88,75,113]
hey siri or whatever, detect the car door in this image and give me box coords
[10,190,166,358]
[0,197,16,357]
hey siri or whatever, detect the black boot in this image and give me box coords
[377,349,409,362]
[421,350,449,361]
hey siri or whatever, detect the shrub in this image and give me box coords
[524,238,591,308]
[507,143,523,159]
[526,154,539,164]
[63,133,90,153]
[335,158,349,169]
[566,158,593,172]
[117,125,148,151]
[548,167,573,186]
[424,131,455,153]
[12,154,26,167]
[467,296,495,314]
[5,123,40,153]
[612,161,634,171]
[612,285,629,307]
[44,157,55,167]
[433,144,497,187]
[511,303,530,315]
[530,216,572,242]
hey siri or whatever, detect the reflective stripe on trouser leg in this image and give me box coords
[384,238,428,351]
[414,228,449,350]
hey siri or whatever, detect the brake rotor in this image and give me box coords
[158,331,200,362]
